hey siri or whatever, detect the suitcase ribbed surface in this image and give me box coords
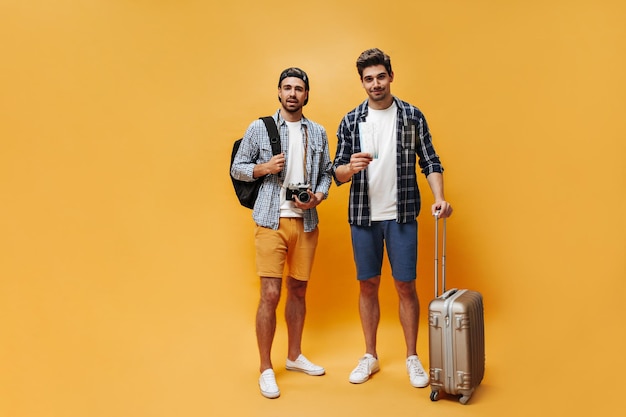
[428,289,484,403]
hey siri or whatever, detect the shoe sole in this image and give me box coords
[349,364,380,384]
[286,365,325,376]
[410,380,430,388]
[260,390,280,399]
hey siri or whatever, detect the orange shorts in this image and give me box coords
[255,218,319,281]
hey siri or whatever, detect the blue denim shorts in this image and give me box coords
[350,220,417,282]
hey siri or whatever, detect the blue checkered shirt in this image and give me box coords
[332,97,443,226]
[231,111,332,232]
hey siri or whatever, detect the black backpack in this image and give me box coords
[230,117,281,209]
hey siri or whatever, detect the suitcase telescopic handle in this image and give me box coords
[434,211,447,298]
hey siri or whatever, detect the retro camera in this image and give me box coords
[286,183,311,203]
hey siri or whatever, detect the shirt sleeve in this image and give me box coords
[332,116,355,185]
[415,116,444,177]
[231,121,261,182]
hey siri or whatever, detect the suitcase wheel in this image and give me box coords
[430,390,440,402]
[459,394,471,405]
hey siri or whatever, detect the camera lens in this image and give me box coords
[298,191,310,203]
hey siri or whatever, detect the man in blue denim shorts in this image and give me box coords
[333,48,453,388]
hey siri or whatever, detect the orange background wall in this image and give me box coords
[1,1,625,416]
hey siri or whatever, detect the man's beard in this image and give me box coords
[282,100,302,113]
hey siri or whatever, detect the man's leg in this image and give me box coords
[347,275,382,384]
[385,220,419,357]
[394,279,419,357]
[348,224,383,383]
[359,275,381,357]
[396,278,429,388]
[256,276,282,372]
[285,276,307,361]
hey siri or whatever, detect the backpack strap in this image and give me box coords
[260,116,281,155]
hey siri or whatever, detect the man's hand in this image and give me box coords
[255,152,285,178]
[432,201,453,218]
[294,191,324,210]
[348,152,373,174]
[335,152,373,183]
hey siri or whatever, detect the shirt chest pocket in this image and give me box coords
[308,141,323,158]
[304,141,324,179]
[259,142,276,163]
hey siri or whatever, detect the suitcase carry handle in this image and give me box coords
[434,211,449,298]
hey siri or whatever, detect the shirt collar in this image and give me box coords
[274,109,309,128]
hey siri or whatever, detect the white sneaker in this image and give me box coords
[286,354,325,376]
[259,369,280,399]
[349,353,380,384]
[406,355,429,388]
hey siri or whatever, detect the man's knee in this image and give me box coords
[395,280,417,299]
[287,277,308,298]
[359,276,380,297]
[260,277,282,306]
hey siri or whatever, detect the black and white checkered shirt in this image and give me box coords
[332,97,443,226]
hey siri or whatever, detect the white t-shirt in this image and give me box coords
[280,120,305,217]
[361,102,398,221]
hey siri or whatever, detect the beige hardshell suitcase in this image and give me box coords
[428,215,485,404]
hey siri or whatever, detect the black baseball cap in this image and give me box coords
[278,67,310,91]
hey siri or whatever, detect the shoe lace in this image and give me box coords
[260,372,277,389]
[296,356,313,369]
[407,358,425,377]
[355,357,371,374]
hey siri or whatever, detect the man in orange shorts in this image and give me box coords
[231,67,332,399]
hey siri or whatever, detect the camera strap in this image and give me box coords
[302,126,309,183]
